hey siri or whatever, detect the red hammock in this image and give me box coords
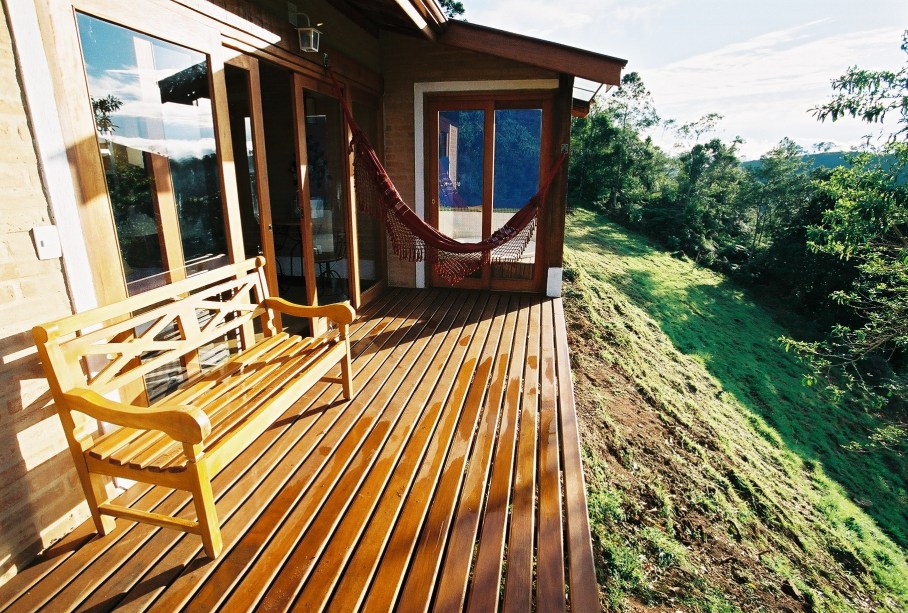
[330,73,567,285]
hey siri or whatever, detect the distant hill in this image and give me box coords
[742,151,851,172]
[743,151,906,183]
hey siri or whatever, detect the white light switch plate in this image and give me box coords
[31,225,63,260]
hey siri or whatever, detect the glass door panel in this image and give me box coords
[259,63,309,311]
[224,64,262,260]
[304,89,350,303]
[491,108,542,280]
[353,98,383,295]
[76,13,227,295]
[437,109,485,282]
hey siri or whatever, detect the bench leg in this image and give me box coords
[186,458,223,558]
[87,471,117,535]
[341,353,353,400]
[341,335,354,400]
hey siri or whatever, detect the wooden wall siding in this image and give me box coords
[379,31,565,288]
[0,2,94,585]
[0,289,599,611]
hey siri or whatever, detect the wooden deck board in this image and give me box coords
[0,290,599,612]
[465,295,528,613]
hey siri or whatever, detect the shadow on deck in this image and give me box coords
[0,288,597,612]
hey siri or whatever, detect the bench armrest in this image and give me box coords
[263,297,355,326]
[63,388,212,445]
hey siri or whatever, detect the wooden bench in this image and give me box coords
[32,257,355,558]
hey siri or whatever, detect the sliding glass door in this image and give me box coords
[428,95,552,291]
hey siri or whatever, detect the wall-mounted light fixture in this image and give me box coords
[296,13,322,53]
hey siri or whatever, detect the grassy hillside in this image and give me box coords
[563,208,908,611]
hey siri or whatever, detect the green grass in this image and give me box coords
[563,208,908,611]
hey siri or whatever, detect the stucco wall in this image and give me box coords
[0,2,89,585]
[379,31,558,287]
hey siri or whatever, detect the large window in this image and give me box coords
[76,13,227,295]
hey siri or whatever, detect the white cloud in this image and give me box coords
[467,0,678,41]
[641,24,905,158]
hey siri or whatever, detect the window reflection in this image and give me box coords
[492,108,542,279]
[305,90,350,303]
[438,110,484,250]
[224,65,262,260]
[77,13,227,294]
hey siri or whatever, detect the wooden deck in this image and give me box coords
[0,289,598,612]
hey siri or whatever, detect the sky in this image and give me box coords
[464,0,907,159]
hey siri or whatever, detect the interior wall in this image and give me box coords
[379,31,560,288]
[0,1,92,585]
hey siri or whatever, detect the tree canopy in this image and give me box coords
[438,0,465,19]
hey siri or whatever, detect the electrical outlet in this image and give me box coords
[31,225,62,260]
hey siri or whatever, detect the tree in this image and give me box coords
[568,73,668,222]
[741,138,814,255]
[91,95,122,136]
[603,72,660,213]
[654,137,747,263]
[812,30,908,142]
[673,112,723,149]
[439,0,465,19]
[785,30,908,411]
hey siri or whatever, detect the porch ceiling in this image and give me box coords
[0,288,598,611]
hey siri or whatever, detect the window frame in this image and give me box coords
[38,0,243,305]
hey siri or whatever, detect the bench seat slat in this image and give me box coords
[87,332,341,474]
[103,335,312,472]
[153,338,340,473]
[165,333,293,405]
[140,337,334,473]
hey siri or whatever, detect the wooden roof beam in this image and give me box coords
[439,20,627,86]
[394,0,445,41]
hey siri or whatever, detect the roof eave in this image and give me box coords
[438,20,627,86]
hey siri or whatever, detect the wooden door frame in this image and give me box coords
[224,54,282,328]
[350,87,388,307]
[425,91,555,292]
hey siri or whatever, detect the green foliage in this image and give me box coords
[438,0,465,19]
[569,72,670,222]
[812,30,908,142]
[782,31,908,412]
[784,144,908,407]
[565,211,908,609]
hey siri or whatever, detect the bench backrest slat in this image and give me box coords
[35,257,274,399]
